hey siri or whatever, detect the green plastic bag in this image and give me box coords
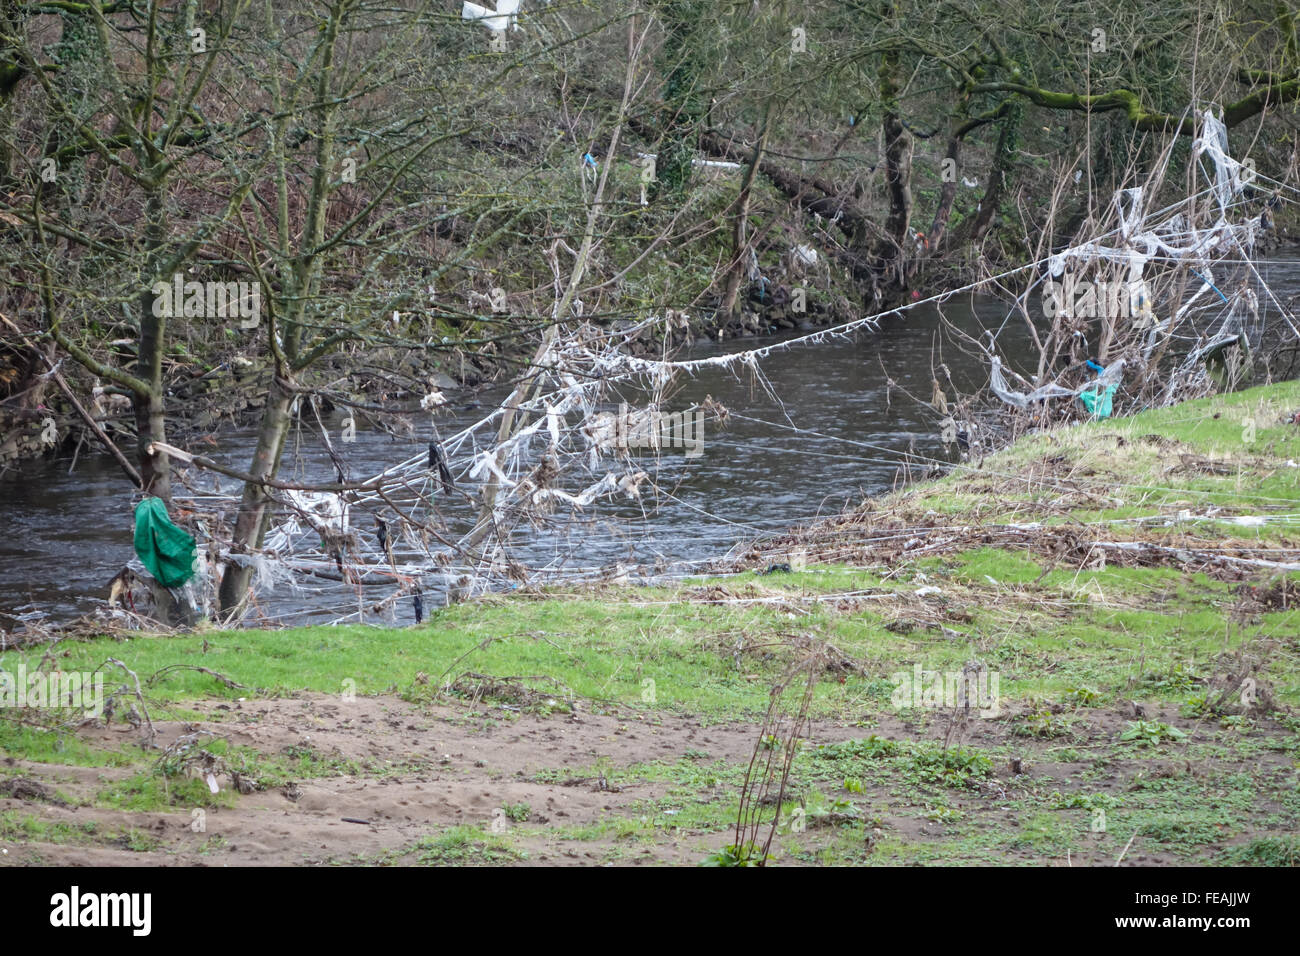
[1079,382,1119,419]
[133,497,197,588]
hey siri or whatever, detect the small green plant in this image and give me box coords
[416,826,523,865]
[700,842,769,866]
[120,828,162,852]
[1277,713,1300,735]
[1065,686,1101,707]
[1012,708,1074,739]
[791,790,860,830]
[1221,836,1300,866]
[810,795,859,822]
[905,746,993,788]
[815,735,899,761]
[843,777,865,794]
[198,835,229,855]
[1120,720,1187,747]
[859,677,900,703]
[1137,663,1200,696]
[502,802,530,823]
[924,805,964,823]
[1137,818,1221,849]
[990,638,1032,665]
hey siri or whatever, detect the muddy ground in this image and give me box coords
[3,688,1292,866]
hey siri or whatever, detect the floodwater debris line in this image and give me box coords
[985,110,1292,420]
[93,106,1297,630]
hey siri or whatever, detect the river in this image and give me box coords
[5,256,1300,629]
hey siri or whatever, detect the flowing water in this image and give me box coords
[5,257,1300,628]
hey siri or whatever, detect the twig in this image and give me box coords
[147,664,246,690]
[100,658,157,746]
[1114,831,1137,866]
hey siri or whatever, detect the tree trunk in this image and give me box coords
[134,189,172,502]
[924,103,1015,257]
[926,136,961,251]
[719,104,772,317]
[0,0,19,181]
[216,378,295,615]
[133,284,170,503]
[217,0,345,616]
[0,0,19,101]
[875,38,912,286]
[971,100,1022,243]
[697,129,876,246]
[653,0,710,197]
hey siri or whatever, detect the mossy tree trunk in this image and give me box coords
[970,98,1022,244]
[874,5,912,287]
[653,0,711,198]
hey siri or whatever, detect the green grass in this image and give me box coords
[94,771,235,812]
[2,379,1298,866]
[897,379,1300,528]
[0,811,161,853]
[9,378,1298,724]
[1221,835,1300,866]
[0,722,142,768]
[411,825,526,865]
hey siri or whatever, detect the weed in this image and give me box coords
[1013,708,1075,739]
[700,842,769,866]
[1221,836,1300,866]
[1065,687,1102,707]
[502,802,530,823]
[1120,720,1187,747]
[414,826,524,865]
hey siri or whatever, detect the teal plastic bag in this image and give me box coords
[133,497,197,588]
[1079,382,1119,419]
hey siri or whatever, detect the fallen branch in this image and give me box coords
[148,440,391,493]
[100,658,157,747]
[147,664,246,690]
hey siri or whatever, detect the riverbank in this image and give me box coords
[2,380,1298,866]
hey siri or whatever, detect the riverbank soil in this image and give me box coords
[3,382,1299,866]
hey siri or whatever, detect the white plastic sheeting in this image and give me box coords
[989,355,1126,409]
[995,109,1271,412]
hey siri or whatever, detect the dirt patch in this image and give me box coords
[0,777,66,806]
[1239,578,1300,611]
[0,693,846,866]
[2,688,1295,866]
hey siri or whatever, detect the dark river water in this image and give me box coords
[5,255,1300,628]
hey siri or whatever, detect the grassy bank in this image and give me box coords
[2,382,1299,866]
